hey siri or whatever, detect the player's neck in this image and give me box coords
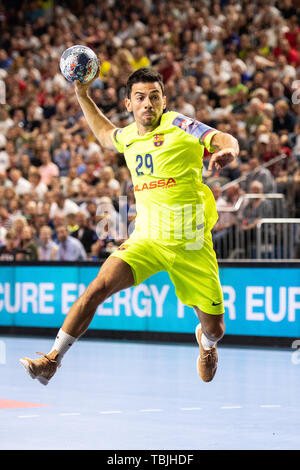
[136,126,155,136]
[136,115,162,136]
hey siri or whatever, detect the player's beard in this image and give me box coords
[140,110,160,129]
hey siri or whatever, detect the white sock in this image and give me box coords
[201,332,217,350]
[49,329,77,365]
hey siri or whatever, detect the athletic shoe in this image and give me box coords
[195,324,218,382]
[19,350,60,386]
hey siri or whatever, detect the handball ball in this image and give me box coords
[60,45,99,83]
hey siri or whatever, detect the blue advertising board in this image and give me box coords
[0,264,299,337]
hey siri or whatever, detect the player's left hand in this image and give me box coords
[208,148,237,171]
[74,64,100,97]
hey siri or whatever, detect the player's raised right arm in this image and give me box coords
[74,78,115,149]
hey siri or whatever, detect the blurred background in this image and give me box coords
[1,3,300,451]
[1,0,300,262]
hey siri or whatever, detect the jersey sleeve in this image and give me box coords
[111,128,125,153]
[200,127,219,153]
[171,113,219,153]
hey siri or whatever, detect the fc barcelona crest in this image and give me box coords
[118,243,128,251]
[153,134,164,147]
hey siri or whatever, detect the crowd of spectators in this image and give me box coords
[0,0,300,261]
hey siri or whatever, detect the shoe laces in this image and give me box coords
[201,347,216,363]
[35,352,57,364]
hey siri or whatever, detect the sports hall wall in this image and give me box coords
[0,261,299,345]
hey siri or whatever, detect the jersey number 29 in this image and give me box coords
[135,153,153,176]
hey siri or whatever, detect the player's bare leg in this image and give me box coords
[61,256,134,337]
[194,307,225,382]
[20,257,135,385]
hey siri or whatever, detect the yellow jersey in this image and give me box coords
[111,110,219,244]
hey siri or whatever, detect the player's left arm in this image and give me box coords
[208,132,239,171]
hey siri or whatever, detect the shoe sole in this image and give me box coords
[19,358,49,386]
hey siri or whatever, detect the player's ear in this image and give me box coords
[163,95,167,110]
[125,97,132,112]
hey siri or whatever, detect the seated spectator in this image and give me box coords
[175,95,195,118]
[38,225,58,261]
[273,37,300,67]
[56,224,87,261]
[276,54,297,81]
[226,182,242,209]
[0,169,12,192]
[79,199,97,229]
[260,133,292,176]
[62,165,82,197]
[49,191,80,219]
[117,166,132,196]
[76,180,91,202]
[100,166,121,194]
[285,15,300,49]
[0,204,13,233]
[9,168,32,196]
[226,72,248,101]
[18,225,38,261]
[245,98,264,137]
[35,212,49,236]
[129,46,150,70]
[11,216,28,249]
[184,76,203,104]
[71,211,98,255]
[245,157,277,193]
[211,92,233,121]
[7,196,22,222]
[0,230,18,261]
[66,213,79,235]
[100,87,119,116]
[81,161,100,186]
[269,82,289,106]
[158,51,181,84]
[28,168,48,200]
[219,157,241,182]
[77,135,102,162]
[23,200,38,229]
[19,153,34,180]
[38,150,59,186]
[273,100,296,135]
[53,143,72,177]
[0,142,9,173]
[0,49,12,70]
[0,107,14,139]
[50,213,66,241]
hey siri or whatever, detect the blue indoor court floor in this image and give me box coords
[0,335,299,450]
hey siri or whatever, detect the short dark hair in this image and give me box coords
[125,68,165,98]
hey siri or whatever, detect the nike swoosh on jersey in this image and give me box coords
[212,301,223,306]
[126,142,134,147]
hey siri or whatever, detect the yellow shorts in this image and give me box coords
[110,231,224,315]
